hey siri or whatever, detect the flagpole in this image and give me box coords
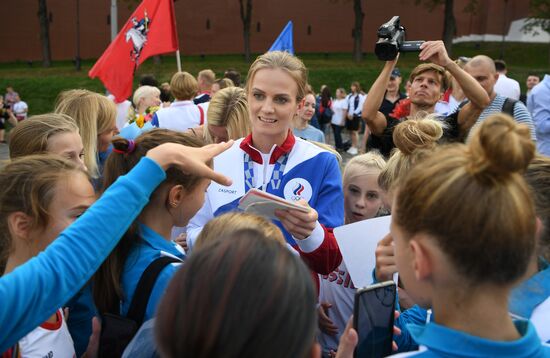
[176,50,182,72]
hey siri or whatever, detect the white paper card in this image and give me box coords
[334,215,392,289]
[238,188,309,220]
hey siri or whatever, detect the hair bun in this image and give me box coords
[468,114,535,177]
[111,137,136,154]
[393,119,443,155]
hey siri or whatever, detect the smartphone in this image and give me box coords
[353,281,396,358]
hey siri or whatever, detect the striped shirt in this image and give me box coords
[467,94,537,142]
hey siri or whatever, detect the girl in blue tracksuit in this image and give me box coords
[386,114,550,357]
[92,129,213,322]
[0,139,232,353]
[389,155,550,352]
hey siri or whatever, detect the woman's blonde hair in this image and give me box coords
[245,51,308,103]
[378,119,443,192]
[133,85,161,108]
[395,114,536,285]
[9,113,79,159]
[0,155,87,274]
[170,72,198,101]
[194,212,286,251]
[205,87,251,143]
[54,89,116,178]
[343,152,386,187]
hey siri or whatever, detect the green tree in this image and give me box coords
[523,0,550,34]
[522,0,550,64]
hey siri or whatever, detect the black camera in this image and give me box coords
[374,16,424,61]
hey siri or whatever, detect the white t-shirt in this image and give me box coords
[494,73,521,100]
[331,98,348,126]
[13,101,28,120]
[318,261,356,352]
[153,100,205,132]
[18,309,76,358]
[330,98,348,126]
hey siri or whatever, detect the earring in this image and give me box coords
[170,201,178,208]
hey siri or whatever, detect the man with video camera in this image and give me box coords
[363,40,490,157]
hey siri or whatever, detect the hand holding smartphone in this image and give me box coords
[353,281,396,358]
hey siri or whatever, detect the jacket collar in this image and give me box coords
[239,130,295,164]
[407,320,543,357]
[137,223,185,259]
[509,261,550,319]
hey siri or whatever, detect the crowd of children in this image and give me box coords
[1,40,549,358]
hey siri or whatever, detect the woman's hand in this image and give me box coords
[174,232,188,251]
[146,141,234,186]
[275,199,318,240]
[375,233,397,282]
[318,302,338,336]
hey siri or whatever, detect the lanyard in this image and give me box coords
[244,152,289,192]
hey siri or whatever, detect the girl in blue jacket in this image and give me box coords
[0,139,233,353]
[378,155,550,352]
[92,129,213,322]
[387,114,550,357]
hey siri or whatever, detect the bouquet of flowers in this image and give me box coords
[128,106,160,128]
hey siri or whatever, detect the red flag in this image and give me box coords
[89,0,178,102]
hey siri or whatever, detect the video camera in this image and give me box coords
[374,16,424,61]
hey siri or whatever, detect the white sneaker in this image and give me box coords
[347,147,358,155]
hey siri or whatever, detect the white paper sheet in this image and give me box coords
[334,215,392,289]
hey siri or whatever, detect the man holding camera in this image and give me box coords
[362,41,490,157]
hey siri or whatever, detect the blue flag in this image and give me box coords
[268,21,294,55]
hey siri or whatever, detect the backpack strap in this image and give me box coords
[198,105,205,125]
[126,256,180,326]
[502,97,518,117]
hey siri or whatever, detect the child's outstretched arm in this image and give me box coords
[0,141,233,352]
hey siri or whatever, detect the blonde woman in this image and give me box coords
[54,89,118,179]
[129,85,161,127]
[187,51,343,276]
